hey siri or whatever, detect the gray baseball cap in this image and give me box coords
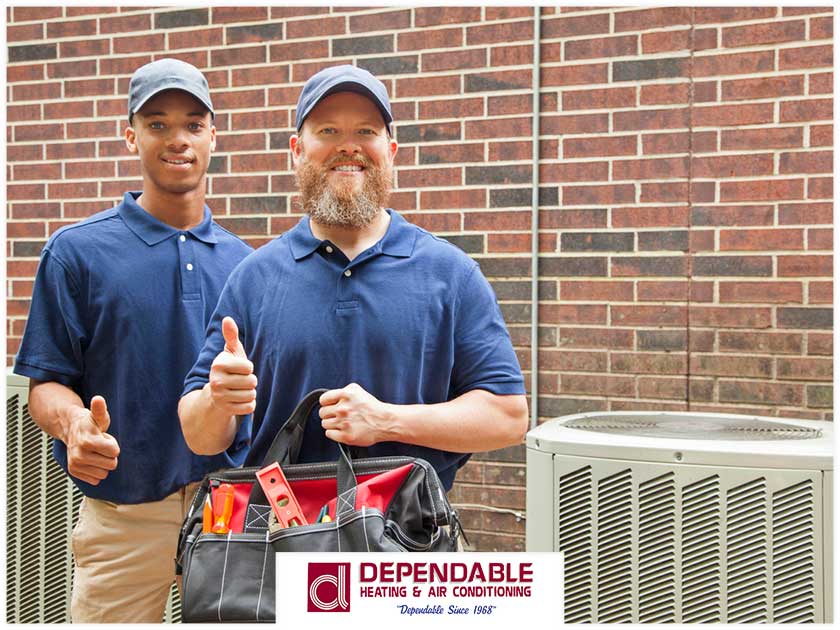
[295,64,393,135]
[128,58,214,121]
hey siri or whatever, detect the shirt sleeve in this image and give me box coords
[13,248,87,387]
[450,264,526,397]
[181,266,244,397]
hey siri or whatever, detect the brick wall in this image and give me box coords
[5,6,834,551]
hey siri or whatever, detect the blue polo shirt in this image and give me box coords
[14,192,253,504]
[183,210,525,490]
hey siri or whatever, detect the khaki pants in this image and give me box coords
[70,482,200,623]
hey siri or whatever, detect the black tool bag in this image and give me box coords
[176,389,461,623]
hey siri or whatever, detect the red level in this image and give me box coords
[256,462,308,528]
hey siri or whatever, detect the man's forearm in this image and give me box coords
[28,380,88,443]
[178,385,240,455]
[379,390,529,453]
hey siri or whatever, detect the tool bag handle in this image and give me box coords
[246,389,359,517]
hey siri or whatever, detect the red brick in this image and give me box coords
[286,16,346,38]
[417,190,484,212]
[720,228,804,251]
[7,104,40,122]
[692,153,774,178]
[616,7,692,31]
[422,48,486,72]
[6,221,46,239]
[810,15,833,40]
[540,161,609,183]
[542,349,608,372]
[781,150,832,175]
[419,97,484,120]
[542,113,608,135]
[487,233,530,253]
[612,305,686,327]
[692,355,773,378]
[415,7,481,27]
[720,331,802,355]
[6,184,46,202]
[613,352,688,375]
[210,175,269,195]
[401,212,460,232]
[47,18,97,39]
[693,51,774,77]
[398,167,461,188]
[168,27,223,51]
[807,177,832,199]
[612,206,687,228]
[778,255,832,277]
[467,20,533,45]
[464,211,530,231]
[563,184,635,206]
[231,109,287,130]
[694,7,778,23]
[563,86,636,110]
[808,333,832,356]
[465,117,530,140]
[722,75,804,101]
[7,145,43,161]
[65,78,115,98]
[690,306,772,329]
[7,62,45,82]
[809,72,833,95]
[561,281,633,301]
[780,45,833,70]
[720,281,803,304]
[490,44,533,67]
[541,62,608,87]
[614,107,689,131]
[211,45,266,67]
[562,374,634,397]
[13,163,62,181]
[565,34,637,61]
[694,103,774,127]
[67,120,117,139]
[487,94,531,116]
[398,27,462,51]
[539,209,607,230]
[487,7,534,20]
[271,7,329,19]
[564,135,636,158]
[779,202,832,225]
[43,100,95,121]
[11,81,61,101]
[349,9,411,33]
[721,127,803,150]
[720,179,804,202]
[542,13,610,39]
[640,82,688,105]
[48,181,98,199]
[8,23,44,41]
[807,227,832,249]
[100,13,152,33]
[614,156,688,180]
[12,7,62,21]
[778,357,833,381]
[394,75,461,98]
[723,20,806,48]
[809,281,832,304]
[14,123,63,142]
[110,33,163,55]
[641,181,714,204]
[642,131,716,154]
[781,98,833,122]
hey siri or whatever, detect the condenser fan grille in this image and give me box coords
[564,417,821,441]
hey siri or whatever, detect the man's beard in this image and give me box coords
[295,151,392,229]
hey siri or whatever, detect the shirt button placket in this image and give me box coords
[179,233,200,297]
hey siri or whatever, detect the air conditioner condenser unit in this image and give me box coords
[526,412,833,623]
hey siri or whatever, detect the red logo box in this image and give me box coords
[307,562,351,612]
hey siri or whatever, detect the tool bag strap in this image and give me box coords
[246,388,359,514]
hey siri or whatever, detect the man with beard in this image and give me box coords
[14,59,253,621]
[178,65,528,495]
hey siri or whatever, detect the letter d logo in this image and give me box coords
[308,563,351,612]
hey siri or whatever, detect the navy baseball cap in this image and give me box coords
[128,58,214,121]
[295,64,393,134]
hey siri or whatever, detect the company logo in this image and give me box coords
[308,563,351,612]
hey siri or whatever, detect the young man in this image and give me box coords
[13,59,253,623]
[179,65,528,491]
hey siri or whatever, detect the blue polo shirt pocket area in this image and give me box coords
[335,299,360,315]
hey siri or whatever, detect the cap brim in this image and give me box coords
[131,81,214,119]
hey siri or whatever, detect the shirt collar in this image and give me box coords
[287,209,417,261]
[118,191,218,246]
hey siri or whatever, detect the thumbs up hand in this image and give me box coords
[208,316,258,417]
[65,395,120,486]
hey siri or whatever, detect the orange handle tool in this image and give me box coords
[202,494,213,533]
[256,462,308,528]
[211,483,235,534]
